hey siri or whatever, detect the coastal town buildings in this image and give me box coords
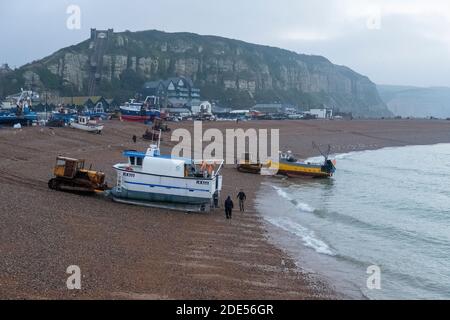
[142,76,201,108]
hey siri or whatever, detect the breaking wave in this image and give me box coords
[271,185,315,213]
[266,216,335,256]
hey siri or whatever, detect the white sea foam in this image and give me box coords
[271,185,315,213]
[305,152,357,163]
[265,185,333,255]
[272,185,293,201]
[266,217,335,256]
[294,201,315,213]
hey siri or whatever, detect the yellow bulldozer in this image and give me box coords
[48,156,108,193]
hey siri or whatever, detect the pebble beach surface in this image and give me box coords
[1,119,449,299]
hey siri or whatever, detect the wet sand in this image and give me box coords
[0,119,449,299]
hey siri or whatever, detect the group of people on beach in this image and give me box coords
[224,189,247,219]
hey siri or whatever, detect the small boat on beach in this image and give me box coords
[237,153,263,174]
[110,143,224,212]
[70,115,104,134]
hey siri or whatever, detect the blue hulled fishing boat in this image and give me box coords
[119,96,161,122]
[0,90,38,125]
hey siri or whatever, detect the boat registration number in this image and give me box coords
[123,172,135,178]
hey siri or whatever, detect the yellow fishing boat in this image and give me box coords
[264,151,336,178]
[237,145,336,178]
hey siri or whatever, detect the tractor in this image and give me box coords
[48,156,108,193]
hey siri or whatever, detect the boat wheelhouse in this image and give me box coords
[111,144,223,212]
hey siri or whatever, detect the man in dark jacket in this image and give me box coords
[237,189,247,212]
[224,196,234,219]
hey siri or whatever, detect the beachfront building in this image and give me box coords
[308,108,333,119]
[191,101,212,115]
[142,76,201,108]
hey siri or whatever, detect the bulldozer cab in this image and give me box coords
[54,157,85,179]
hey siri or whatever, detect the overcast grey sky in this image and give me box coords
[1,0,449,87]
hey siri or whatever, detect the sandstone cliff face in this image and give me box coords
[0,30,391,117]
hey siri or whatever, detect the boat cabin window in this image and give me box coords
[129,156,143,166]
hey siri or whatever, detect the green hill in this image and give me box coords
[0,29,391,117]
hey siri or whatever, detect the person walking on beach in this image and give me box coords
[237,189,247,212]
[224,196,234,219]
[132,135,137,143]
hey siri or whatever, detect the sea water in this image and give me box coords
[255,144,450,299]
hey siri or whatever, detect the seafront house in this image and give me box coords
[142,76,201,108]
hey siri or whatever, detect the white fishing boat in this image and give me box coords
[70,115,104,134]
[110,143,224,212]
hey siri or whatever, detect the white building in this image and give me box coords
[191,101,212,115]
[309,108,333,119]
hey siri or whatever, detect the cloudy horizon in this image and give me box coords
[1,0,449,87]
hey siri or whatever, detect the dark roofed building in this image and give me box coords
[142,76,201,108]
[49,96,114,111]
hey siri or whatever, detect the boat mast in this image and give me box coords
[313,142,331,162]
